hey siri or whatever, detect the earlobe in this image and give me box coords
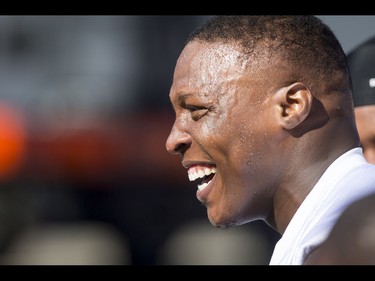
[274,82,313,130]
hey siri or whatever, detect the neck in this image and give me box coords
[270,117,359,234]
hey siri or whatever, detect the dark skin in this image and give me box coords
[166,41,359,237]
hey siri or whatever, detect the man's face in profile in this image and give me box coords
[166,41,281,228]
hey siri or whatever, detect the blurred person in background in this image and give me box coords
[165,15,375,265]
[347,36,375,164]
[305,193,375,265]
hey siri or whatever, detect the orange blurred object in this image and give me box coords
[25,110,186,188]
[0,102,26,181]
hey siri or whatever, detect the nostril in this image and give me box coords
[166,127,191,155]
[166,140,182,155]
[175,143,188,154]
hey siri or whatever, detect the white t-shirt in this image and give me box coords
[269,147,375,265]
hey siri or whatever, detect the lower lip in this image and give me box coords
[196,179,214,203]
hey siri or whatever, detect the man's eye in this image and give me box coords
[187,105,204,112]
[187,106,210,121]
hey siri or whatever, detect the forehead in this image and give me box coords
[178,41,245,68]
[172,41,248,89]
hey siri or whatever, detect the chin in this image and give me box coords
[207,209,239,229]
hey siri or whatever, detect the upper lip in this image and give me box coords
[182,160,216,169]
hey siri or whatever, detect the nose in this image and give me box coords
[165,121,192,156]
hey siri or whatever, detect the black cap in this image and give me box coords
[347,36,375,107]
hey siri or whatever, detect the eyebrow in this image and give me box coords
[177,92,194,104]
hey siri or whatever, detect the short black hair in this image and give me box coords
[187,16,351,96]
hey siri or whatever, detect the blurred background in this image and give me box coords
[0,15,373,265]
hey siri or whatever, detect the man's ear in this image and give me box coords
[272,82,313,130]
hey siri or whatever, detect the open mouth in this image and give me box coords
[187,165,217,191]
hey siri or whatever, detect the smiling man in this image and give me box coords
[165,16,375,265]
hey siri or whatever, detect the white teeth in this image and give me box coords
[188,173,194,181]
[198,182,208,191]
[187,166,216,182]
[198,170,205,178]
[204,167,212,175]
[187,166,216,191]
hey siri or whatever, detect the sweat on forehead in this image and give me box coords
[181,42,247,67]
[176,41,249,83]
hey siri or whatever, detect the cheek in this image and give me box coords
[356,120,375,148]
[227,117,268,178]
[355,109,375,142]
[198,111,235,147]
[356,122,369,141]
[364,148,375,165]
[235,115,279,179]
